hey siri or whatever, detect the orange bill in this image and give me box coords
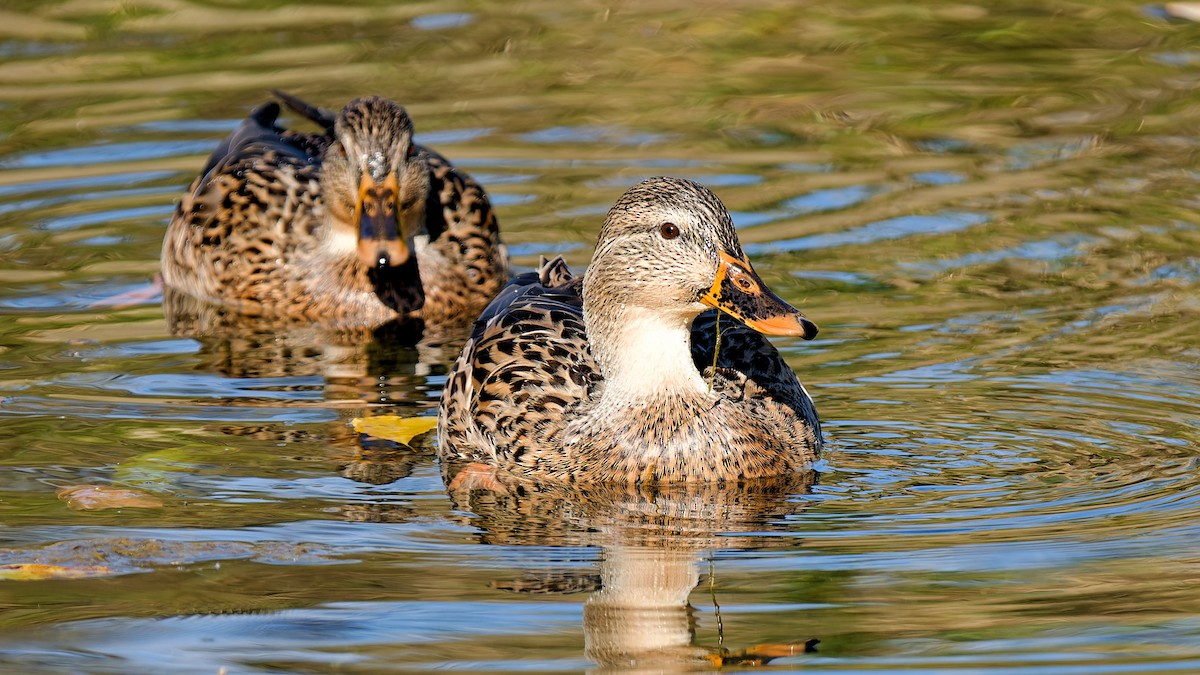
[700,251,818,339]
[356,172,409,269]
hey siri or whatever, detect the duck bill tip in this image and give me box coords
[742,312,819,339]
[358,238,410,269]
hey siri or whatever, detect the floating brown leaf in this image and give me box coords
[55,485,165,511]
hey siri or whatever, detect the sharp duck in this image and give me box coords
[438,176,821,484]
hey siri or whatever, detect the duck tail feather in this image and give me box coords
[272,90,336,133]
[538,256,574,287]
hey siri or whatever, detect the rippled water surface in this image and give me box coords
[2,1,1200,672]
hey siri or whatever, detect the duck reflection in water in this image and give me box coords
[164,286,465,405]
[445,469,822,670]
[135,271,456,492]
[165,287,458,490]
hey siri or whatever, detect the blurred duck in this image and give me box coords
[438,176,821,484]
[161,92,508,329]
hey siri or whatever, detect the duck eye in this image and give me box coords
[659,223,680,240]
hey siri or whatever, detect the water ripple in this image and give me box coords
[746,211,989,254]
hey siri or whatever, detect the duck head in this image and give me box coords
[584,176,817,340]
[321,96,430,270]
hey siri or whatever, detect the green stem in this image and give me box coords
[708,310,723,393]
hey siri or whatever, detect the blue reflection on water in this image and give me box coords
[732,184,886,229]
[0,140,216,169]
[412,12,475,31]
[0,171,177,198]
[901,234,1100,274]
[521,125,670,145]
[747,211,988,254]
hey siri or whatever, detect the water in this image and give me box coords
[1,0,1199,672]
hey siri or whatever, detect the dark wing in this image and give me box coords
[438,257,597,469]
[472,256,579,329]
[272,89,337,133]
[690,310,821,437]
[196,100,327,182]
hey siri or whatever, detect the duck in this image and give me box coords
[438,176,822,484]
[161,91,508,329]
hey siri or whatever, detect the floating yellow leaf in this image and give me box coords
[0,564,113,581]
[351,415,438,445]
[55,485,165,511]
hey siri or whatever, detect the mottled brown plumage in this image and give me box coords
[438,177,822,484]
[161,92,508,330]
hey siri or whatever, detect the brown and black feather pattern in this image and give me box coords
[161,93,507,329]
[438,258,821,484]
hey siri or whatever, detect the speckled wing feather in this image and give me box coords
[416,147,509,324]
[439,257,597,471]
[162,101,327,316]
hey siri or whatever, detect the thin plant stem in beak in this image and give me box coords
[708,309,723,394]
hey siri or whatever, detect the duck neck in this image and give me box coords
[584,303,709,406]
